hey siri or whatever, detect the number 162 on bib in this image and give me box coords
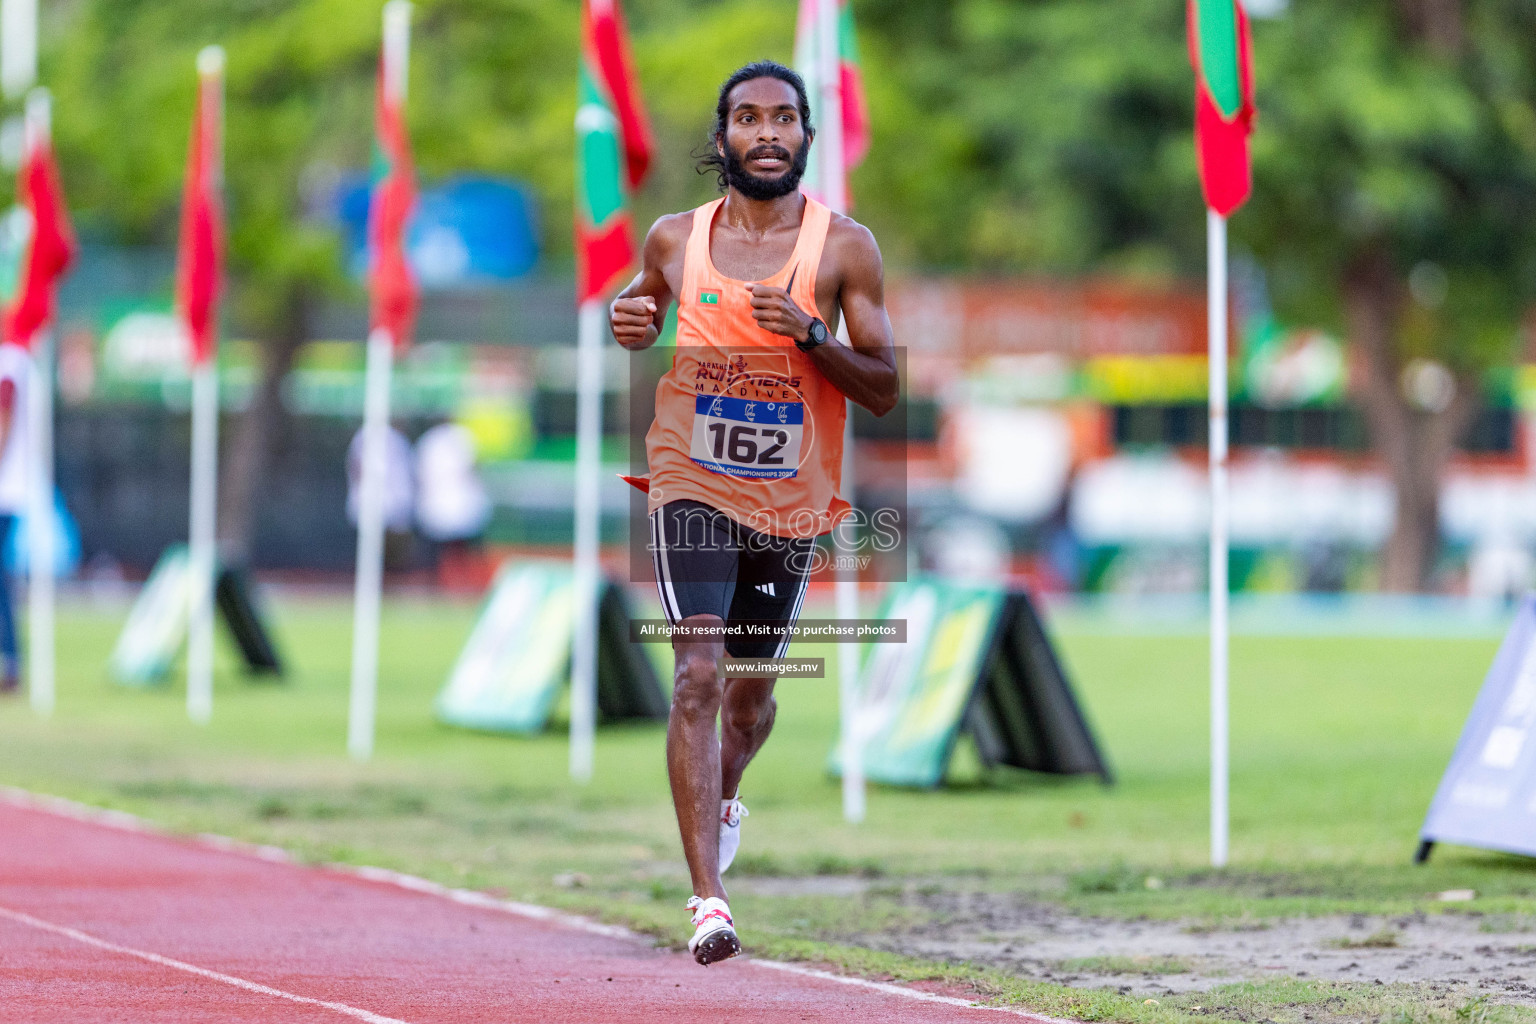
[689,394,803,480]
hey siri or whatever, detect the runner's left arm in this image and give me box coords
[747,222,899,416]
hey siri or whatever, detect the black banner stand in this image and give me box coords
[215,565,284,678]
[596,580,669,722]
[963,591,1112,783]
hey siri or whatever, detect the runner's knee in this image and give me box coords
[724,692,774,738]
[672,649,722,719]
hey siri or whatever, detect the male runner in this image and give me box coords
[610,60,898,965]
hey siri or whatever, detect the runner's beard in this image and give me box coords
[724,139,811,201]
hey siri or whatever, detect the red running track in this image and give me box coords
[0,796,1042,1023]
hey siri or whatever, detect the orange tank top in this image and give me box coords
[637,195,849,538]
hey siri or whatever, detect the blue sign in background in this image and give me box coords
[340,175,540,288]
[1421,596,1536,858]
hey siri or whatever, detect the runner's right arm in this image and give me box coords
[610,215,687,351]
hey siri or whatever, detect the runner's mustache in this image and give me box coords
[745,146,791,163]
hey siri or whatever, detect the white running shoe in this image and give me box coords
[718,798,748,875]
[688,896,740,970]
[686,895,741,966]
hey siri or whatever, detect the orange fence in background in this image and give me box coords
[888,278,1224,365]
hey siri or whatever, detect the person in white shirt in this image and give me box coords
[0,344,28,693]
[346,423,416,571]
[414,420,490,555]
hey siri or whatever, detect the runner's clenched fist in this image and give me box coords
[747,284,812,343]
[610,295,658,349]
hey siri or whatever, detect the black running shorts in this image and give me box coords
[649,499,814,659]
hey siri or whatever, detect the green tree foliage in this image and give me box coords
[44,2,1536,305]
[42,0,1213,281]
[836,1,1536,588]
[45,0,574,326]
[1242,2,1536,589]
[41,0,576,555]
[1246,2,1536,366]
[845,1,1202,277]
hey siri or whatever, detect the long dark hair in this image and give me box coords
[696,60,814,190]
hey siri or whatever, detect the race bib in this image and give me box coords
[689,394,802,480]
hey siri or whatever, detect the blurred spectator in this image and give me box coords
[1300,542,1350,594]
[0,344,26,693]
[346,423,416,571]
[414,419,491,556]
[1467,533,1533,603]
[925,515,1010,584]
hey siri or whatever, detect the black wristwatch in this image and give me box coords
[796,317,829,352]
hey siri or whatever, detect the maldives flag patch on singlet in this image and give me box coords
[689,393,804,480]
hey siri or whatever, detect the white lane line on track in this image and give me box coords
[0,905,412,1024]
[1,787,1061,1019]
[343,863,639,942]
[750,960,1069,1020]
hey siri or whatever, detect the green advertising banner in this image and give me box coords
[110,546,195,686]
[831,579,1004,788]
[435,562,667,734]
[831,578,1110,789]
[436,562,578,732]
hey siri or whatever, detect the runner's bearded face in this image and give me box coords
[718,79,811,201]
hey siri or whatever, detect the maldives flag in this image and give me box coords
[576,0,653,304]
[1188,0,1255,217]
[794,0,871,203]
[369,35,418,347]
[3,133,75,349]
[176,60,224,367]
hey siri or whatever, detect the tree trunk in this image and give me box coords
[217,283,313,566]
[1345,247,1477,592]
[1358,4,1467,590]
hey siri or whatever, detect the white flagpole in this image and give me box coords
[25,329,52,717]
[348,326,394,760]
[347,0,410,762]
[817,0,864,825]
[569,299,603,782]
[0,0,37,101]
[186,45,224,726]
[186,360,219,723]
[1208,208,1230,869]
[23,89,51,718]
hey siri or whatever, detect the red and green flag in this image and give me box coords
[369,30,418,347]
[576,0,653,304]
[176,57,224,367]
[794,0,871,204]
[1188,0,1255,217]
[3,129,75,349]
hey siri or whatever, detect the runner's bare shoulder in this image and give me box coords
[642,211,694,270]
[823,211,882,272]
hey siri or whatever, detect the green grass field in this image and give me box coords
[2,591,1533,1023]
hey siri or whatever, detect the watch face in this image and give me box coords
[810,320,827,344]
